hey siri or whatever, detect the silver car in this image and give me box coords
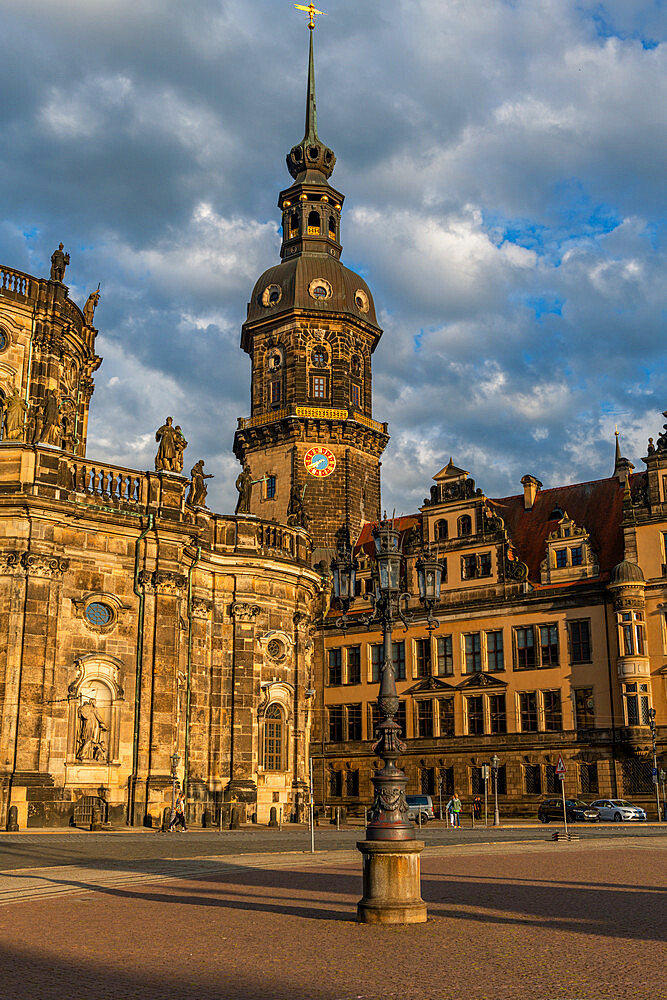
[406,795,435,822]
[590,798,647,822]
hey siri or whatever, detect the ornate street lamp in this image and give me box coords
[331,516,444,924]
[648,708,662,823]
[169,751,181,829]
[491,752,500,827]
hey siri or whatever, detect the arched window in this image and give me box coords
[458,515,472,537]
[435,520,448,541]
[307,211,321,235]
[264,703,284,771]
[328,215,336,239]
[289,213,299,238]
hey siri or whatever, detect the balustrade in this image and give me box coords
[0,266,33,300]
[71,460,146,506]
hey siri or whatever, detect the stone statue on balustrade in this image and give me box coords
[83,286,101,326]
[235,464,253,515]
[287,483,310,530]
[1,386,29,441]
[155,416,185,472]
[76,698,108,762]
[50,243,70,283]
[31,391,61,446]
[186,460,214,508]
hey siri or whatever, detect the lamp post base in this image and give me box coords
[356,839,427,924]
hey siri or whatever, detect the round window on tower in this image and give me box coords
[261,284,282,307]
[267,637,286,662]
[83,600,116,632]
[354,289,370,313]
[308,278,332,302]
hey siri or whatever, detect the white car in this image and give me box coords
[590,799,647,822]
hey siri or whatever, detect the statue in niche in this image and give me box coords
[83,286,101,326]
[155,416,179,471]
[32,391,61,445]
[1,386,29,441]
[76,698,108,761]
[50,243,70,282]
[173,425,188,473]
[287,483,310,530]
[186,460,214,508]
[235,463,253,514]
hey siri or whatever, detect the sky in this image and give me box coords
[1,0,665,515]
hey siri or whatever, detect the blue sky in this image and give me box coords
[1,0,665,515]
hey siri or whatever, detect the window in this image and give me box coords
[347,646,361,685]
[543,690,562,731]
[621,758,653,795]
[420,766,436,795]
[347,703,362,740]
[270,380,281,405]
[310,374,328,400]
[524,764,542,795]
[515,627,536,669]
[539,625,559,666]
[571,545,583,566]
[439,766,454,796]
[266,475,276,500]
[462,555,477,579]
[328,705,344,742]
[464,633,482,673]
[519,692,538,732]
[393,640,406,680]
[435,520,448,541]
[328,768,342,797]
[328,216,337,239]
[370,643,382,683]
[580,762,598,795]
[415,638,431,678]
[471,766,485,795]
[396,700,407,736]
[439,697,455,737]
[466,695,484,735]
[368,701,380,738]
[84,602,113,628]
[264,704,283,770]
[486,631,504,671]
[350,383,361,408]
[479,552,492,577]
[619,611,646,656]
[575,687,595,729]
[555,548,567,568]
[623,682,650,726]
[489,694,506,734]
[417,700,434,738]
[545,764,558,793]
[569,620,591,663]
[345,768,359,797]
[328,649,342,686]
[311,347,328,367]
[436,635,453,676]
[458,514,472,536]
[495,765,507,795]
[307,210,321,235]
[289,213,299,238]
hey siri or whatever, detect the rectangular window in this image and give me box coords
[462,554,477,579]
[439,766,454,796]
[555,548,567,568]
[543,690,563,731]
[310,374,328,399]
[524,763,542,795]
[496,765,507,796]
[489,694,507,734]
[347,646,361,685]
[270,380,281,405]
[569,620,592,663]
[466,695,484,735]
[417,700,434,738]
[439,697,455,737]
[479,552,492,577]
[486,630,504,671]
[624,682,650,726]
[346,703,362,741]
[571,545,583,566]
[392,640,406,680]
[415,638,431,678]
[328,705,344,742]
[370,643,382,683]
[266,474,276,499]
[580,762,598,795]
[345,769,359,797]
[545,764,558,793]
[575,687,595,729]
[519,692,538,732]
[328,768,342,797]
[396,700,407,737]
[368,701,380,739]
[471,766,484,795]
[420,766,436,796]
[464,632,482,673]
[350,383,361,408]
[328,648,342,686]
[539,624,559,666]
[436,635,453,675]
[515,627,536,669]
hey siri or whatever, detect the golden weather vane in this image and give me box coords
[294,4,327,30]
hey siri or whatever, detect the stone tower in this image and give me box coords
[233,27,388,559]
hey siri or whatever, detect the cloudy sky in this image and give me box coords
[1,0,665,514]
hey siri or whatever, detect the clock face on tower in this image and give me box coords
[304,446,336,478]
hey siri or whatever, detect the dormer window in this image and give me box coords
[307,210,321,235]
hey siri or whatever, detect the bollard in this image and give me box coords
[336,805,340,830]
[418,809,422,830]
[364,805,368,828]
[279,805,283,831]
[229,805,241,830]
[7,805,19,832]
[161,806,171,832]
[268,805,278,828]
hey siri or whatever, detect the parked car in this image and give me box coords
[406,795,435,823]
[589,799,647,822]
[537,797,599,823]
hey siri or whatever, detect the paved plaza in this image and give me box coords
[0,829,665,1000]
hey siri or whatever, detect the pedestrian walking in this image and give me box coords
[473,796,482,820]
[169,790,188,832]
[446,792,462,828]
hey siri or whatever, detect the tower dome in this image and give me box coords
[609,560,645,586]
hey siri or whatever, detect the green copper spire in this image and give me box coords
[286,23,336,181]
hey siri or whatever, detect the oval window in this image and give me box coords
[85,602,113,627]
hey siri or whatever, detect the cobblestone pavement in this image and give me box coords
[0,838,665,1000]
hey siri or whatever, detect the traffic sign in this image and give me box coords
[556,754,566,776]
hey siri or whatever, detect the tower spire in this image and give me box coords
[613,425,635,483]
[304,24,318,143]
[287,9,335,181]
